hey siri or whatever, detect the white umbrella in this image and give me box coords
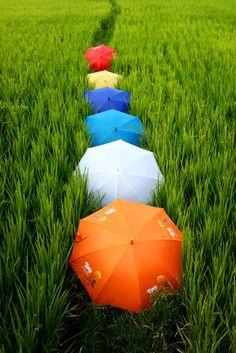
[74,140,164,206]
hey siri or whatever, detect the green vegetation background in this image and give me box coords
[0,0,235,352]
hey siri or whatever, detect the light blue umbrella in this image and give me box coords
[85,109,144,147]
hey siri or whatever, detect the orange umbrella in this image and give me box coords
[69,199,183,312]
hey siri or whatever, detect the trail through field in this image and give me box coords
[92,0,121,45]
[0,0,235,352]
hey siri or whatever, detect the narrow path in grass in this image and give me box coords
[92,0,121,45]
[59,2,122,352]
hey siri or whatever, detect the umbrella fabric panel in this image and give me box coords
[137,209,183,242]
[84,88,130,113]
[85,110,144,146]
[84,45,117,71]
[121,151,163,180]
[70,245,127,302]
[135,240,182,284]
[119,173,157,203]
[87,70,121,89]
[95,247,143,312]
[69,199,183,312]
[77,140,164,206]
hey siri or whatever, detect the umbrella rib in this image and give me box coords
[134,211,162,240]
[94,247,129,301]
[137,238,182,244]
[131,250,142,308]
[80,219,128,241]
[122,151,153,171]
[122,172,158,181]
[98,131,115,145]
[136,245,179,284]
[116,199,134,235]
[71,244,126,263]
[95,174,114,192]
[117,119,142,132]
[119,174,142,202]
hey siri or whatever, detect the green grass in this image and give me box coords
[0,1,109,352]
[0,0,235,352]
[110,1,235,352]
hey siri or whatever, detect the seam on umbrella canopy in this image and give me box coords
[96,175,113,194]
[85,88,130,100]
[137,238,182,245]
[94,245,129,302]
[122,171,158,180]
[94,144,121,168]
[138,244,180,285]
[119,174,142,202]
[83,88,116,98]
[122,150,156,172]
[98,101,128,113]
[88,71,119,80]
[86,111,140,134]
[118,203,164,239]
[84,148,116,170]
[83,202,136,242]
[111,92,130,100]
[118,199,136,236]
[86,117,113,134]
[71,244,127,264]
[79,145,120,177]
[131,249,142,309]
[134,248,176,282]
[97,129,140,145]
[121,151,152,171]
[88,100,128,113]
[110,97,130,106]
[98,131,141,146]
[133,248,151,309]
[117,119,143,133]
[80,216,130,241]
[91,96,129,105]
[111,113,141,128]
[86,114,137,129]
[132,210,162,240]
[80,218,129,242]
[83,141,156,181]
[121,173,157,202]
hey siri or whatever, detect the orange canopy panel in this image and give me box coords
[69,199,183,313]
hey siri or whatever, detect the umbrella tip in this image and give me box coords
[130,237,134,245]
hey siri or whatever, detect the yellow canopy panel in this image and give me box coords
[87,70,122,89]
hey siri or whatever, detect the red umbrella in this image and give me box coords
[84,45,117,72]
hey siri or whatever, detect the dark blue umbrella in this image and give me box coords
[84,87,130,113]
[85,109,144,147]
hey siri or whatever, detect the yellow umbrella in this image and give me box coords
[87,70,121,89]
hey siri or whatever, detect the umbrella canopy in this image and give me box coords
[84,87,130,114]
[85,109,144,147]
[69,199,183,312]
[75,140,164,206]
[87,70,121,89]
[84,44,117,72]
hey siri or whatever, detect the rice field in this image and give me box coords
[0,0,235,352]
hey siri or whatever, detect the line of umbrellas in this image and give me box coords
[69,44,183,313]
